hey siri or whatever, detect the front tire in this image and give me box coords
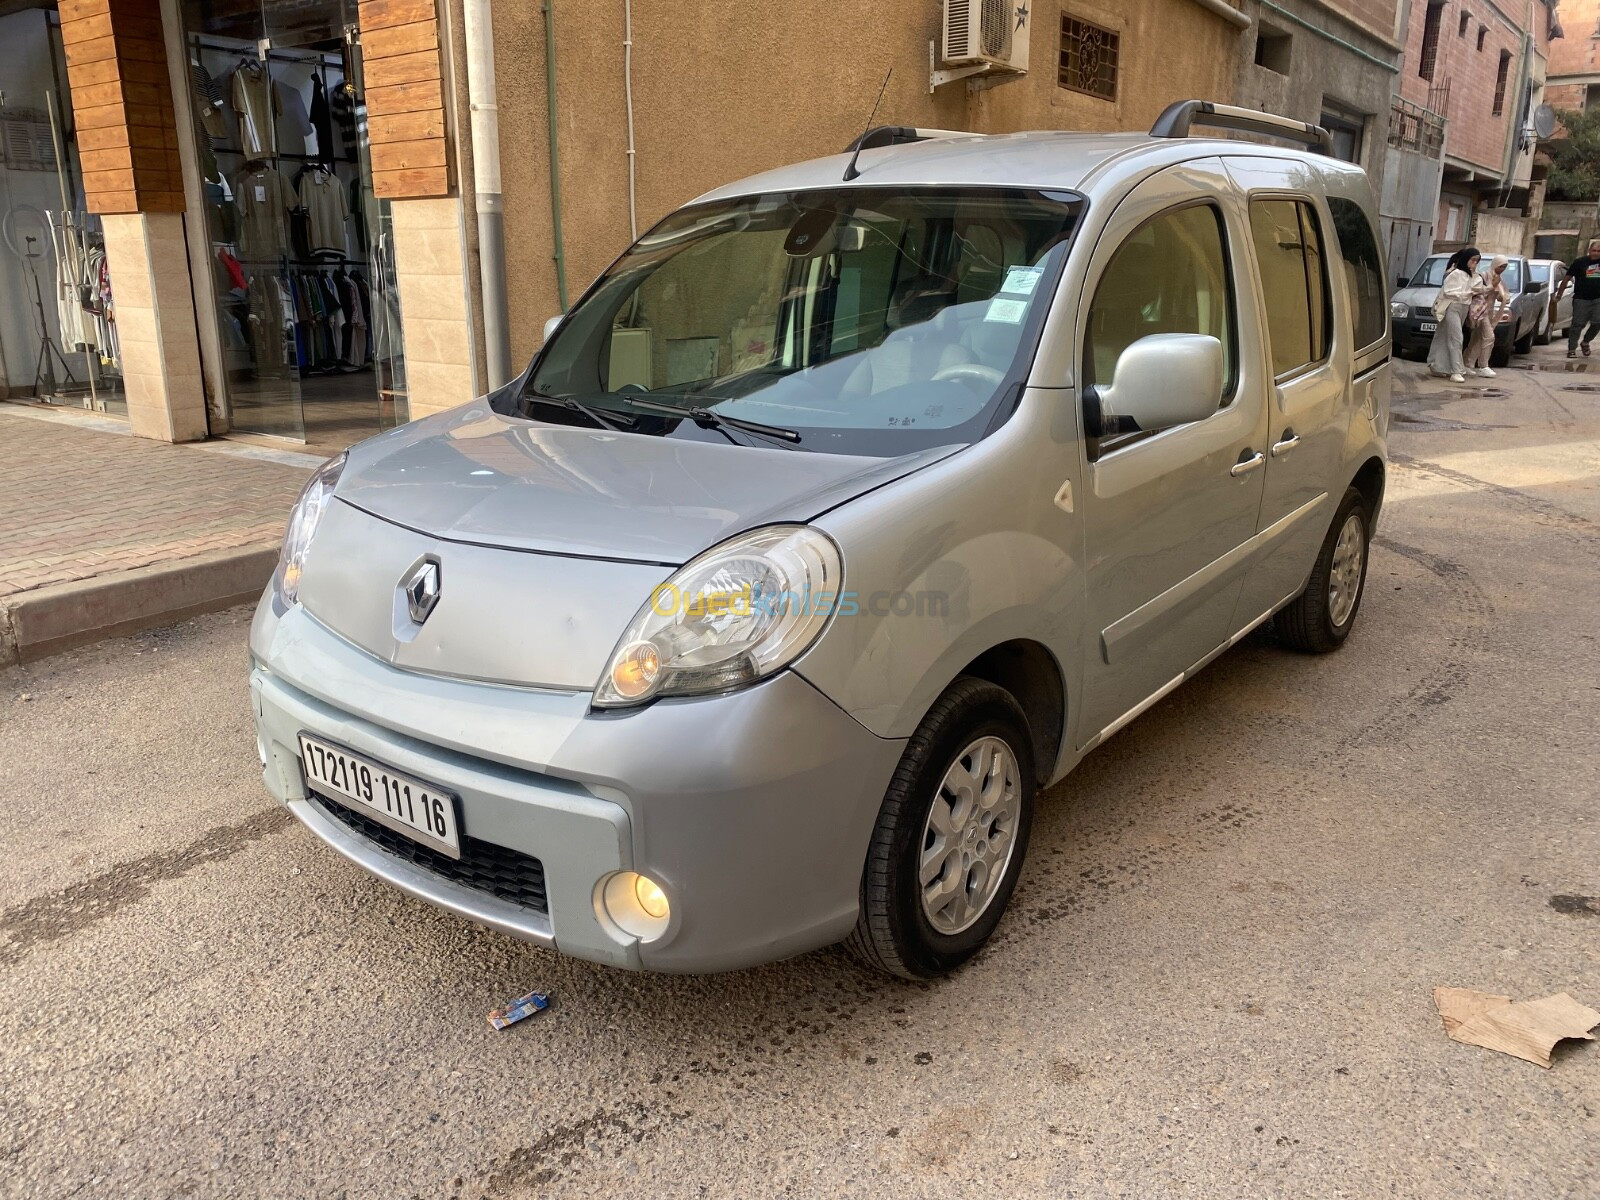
[1276,487,1370,653]
[847,678,1036,979]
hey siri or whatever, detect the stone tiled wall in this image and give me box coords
[100,213,207,442]
[390,198,475,416]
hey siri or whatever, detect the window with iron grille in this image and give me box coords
[0,108,57,172]
[1058,14,1119,101]
[1418,0,1444,81]
[1493,49,1512,114]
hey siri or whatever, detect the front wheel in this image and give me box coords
[1276,487,1370,653]
[847,678,1036,979]
[1514,323,1536,355]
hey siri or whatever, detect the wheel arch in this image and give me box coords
[1350,455,1385,527]
[954,639,1066,786]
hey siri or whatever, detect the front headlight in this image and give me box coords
[594,525,842,708]
[275,452,346,604]
[1390,300,1409,318]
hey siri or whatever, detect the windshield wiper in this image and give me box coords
[520,388,630,432]
[614,395,803,446]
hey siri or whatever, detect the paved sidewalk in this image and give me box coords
[1,404,317,660]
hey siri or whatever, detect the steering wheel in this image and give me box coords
[931,362,1005,389]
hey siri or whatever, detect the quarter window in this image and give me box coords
[1327,197,1387,349]
[1249,199,1332,377]
[1083,204,1235,399]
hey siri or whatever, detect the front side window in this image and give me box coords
[529,187,1083,457]
[1327,196,1387,349]
[1083,203,1235,396]
[1249,198,1331,377]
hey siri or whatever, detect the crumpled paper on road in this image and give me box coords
[1434,987,1600,1068]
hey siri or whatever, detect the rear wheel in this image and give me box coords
[1515,323,1536,355]
[848,678,1035,979]
[1276,487,1370,654]
[1536,310,1552,346]
[1489,330,1512,367]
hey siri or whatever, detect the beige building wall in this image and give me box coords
[99,212,207,443]
[488,0,1246,367]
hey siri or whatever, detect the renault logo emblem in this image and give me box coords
[403,559,442,625]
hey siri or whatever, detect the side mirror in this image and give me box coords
[1397,273,1410,290]
[1087,334,1223,437]
[542,314,564,343]
[1527,279,1546,294]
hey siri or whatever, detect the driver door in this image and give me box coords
[1072,161,1271,744]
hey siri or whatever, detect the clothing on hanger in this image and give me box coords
[296,167,350,257]
[309,73,336,164]
[233,163,291,259]
[230,59,280,160]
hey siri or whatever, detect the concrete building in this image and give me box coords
[0,0,1418,448]
[1233,0,1405,196]
[1386,0,1557,263]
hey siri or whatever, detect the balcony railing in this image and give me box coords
[1389,94,1447,155]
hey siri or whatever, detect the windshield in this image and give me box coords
[527,186,1083,456]
[1411,257,1450,287]
[1410,255,1522,291]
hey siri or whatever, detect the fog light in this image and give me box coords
[634,874,668,919]
[599,871,672,941]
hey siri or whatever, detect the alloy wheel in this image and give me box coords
[919,736,1022,935]
[1328,512,1366,628]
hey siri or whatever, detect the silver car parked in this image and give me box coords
[251,102,1389,978]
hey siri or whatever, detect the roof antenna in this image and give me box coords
[842,68,892,182]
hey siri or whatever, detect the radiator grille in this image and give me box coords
[311,792,549,914]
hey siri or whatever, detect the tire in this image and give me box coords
[1275,486,1370,654]
[1514,322,1536,355]
[1489,332,1512,368]
[847,677,1036,979]
[1536,311,1552,346]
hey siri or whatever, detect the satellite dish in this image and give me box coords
[1534,104,1557,140]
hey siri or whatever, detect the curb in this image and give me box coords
[0,546,279,667]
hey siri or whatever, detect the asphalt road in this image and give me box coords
[4,348,1599,1199]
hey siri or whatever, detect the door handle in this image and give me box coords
[1230,451,1266,477]
[1271,433,1301,457]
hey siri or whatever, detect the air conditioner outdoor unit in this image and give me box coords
[937,0,1030,85]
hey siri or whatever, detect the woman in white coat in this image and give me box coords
[1428,246,1481,382]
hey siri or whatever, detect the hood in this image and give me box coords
[335,404,962,565]
[1392,284,1439,311]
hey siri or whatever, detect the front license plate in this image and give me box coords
[1419,321,1437,332]
[298,732,461,858]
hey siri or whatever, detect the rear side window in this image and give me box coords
[1249,199,1331,378]
[1327,197,1386,349]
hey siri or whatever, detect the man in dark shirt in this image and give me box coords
[1557,239,1600,357]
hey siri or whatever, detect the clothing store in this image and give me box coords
[178,0,408,446]
[0,0,463,449]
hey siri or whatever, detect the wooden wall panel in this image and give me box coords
[60,0,184,214]
[358,0,451,199]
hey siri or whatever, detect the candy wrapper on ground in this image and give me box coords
[487,990,550,1030]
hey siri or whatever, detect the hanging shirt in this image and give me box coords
[234,165,291,260]
[331,80,359,157]
[230,61,280,160]
[296,169,350,257]
[276,80,315,157]
[310,75,335,165]
[191,59,227,144]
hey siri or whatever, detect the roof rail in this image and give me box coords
[1150,100,1334,156]
[840,125,969,154]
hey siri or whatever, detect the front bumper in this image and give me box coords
[1393,315,1512,358]
[250,597,906,973]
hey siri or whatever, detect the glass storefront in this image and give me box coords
[0,4,126,417]
[178,0,407,446]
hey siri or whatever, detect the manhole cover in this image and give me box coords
[1562,383,1600,392]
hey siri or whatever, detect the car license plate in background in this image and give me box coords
[1420,322,1438,332]
[298,733,461,858]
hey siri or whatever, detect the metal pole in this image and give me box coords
[463,0,511,388]
[543,0,569,310]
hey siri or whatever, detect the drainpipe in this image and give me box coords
[623,0,638,240]
[1187,0,1252,31]
[463,0,510,388]
[543,0,570,309]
